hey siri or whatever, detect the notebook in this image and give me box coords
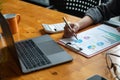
[0,13,73,73]
[58,24,120,58]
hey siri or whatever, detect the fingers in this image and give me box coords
[72,23,80,32]
[63,25,74,38]
[117,27,120,32]
[63,22,80,38]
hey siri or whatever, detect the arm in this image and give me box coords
[63,16,93,38]
[86,0,120,23]
[63,0,120,38]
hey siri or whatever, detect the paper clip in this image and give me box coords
[66,42,82,52]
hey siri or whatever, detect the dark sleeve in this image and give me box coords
[85,0,120,24]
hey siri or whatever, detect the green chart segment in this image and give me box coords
[98,28,120,44]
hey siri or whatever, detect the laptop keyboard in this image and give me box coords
[15,40,51,69]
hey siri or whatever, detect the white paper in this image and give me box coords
[60,24,120,56]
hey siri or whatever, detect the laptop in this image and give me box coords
[0,13,73,73]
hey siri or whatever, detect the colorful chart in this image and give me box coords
[59,24,120,57]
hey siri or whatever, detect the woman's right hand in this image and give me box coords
[117,27,120,32]
[63,16,94,38]
[63,22,80,38]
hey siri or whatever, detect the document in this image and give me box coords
[58,24,120,58]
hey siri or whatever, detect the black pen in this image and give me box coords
[63,17,78,40]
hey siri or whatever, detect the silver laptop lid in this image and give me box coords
[0,12,19,63]
[0,13,14,47]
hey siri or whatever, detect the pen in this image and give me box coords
[63,17,78,40]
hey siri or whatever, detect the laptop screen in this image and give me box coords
[0,12,19,61]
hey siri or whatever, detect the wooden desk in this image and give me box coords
[0,0,113,80]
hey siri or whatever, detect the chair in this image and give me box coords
[49,0,101,18]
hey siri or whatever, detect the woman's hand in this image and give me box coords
[117,27,120,32]
[63,22,80,38]
[63,16,94,38]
